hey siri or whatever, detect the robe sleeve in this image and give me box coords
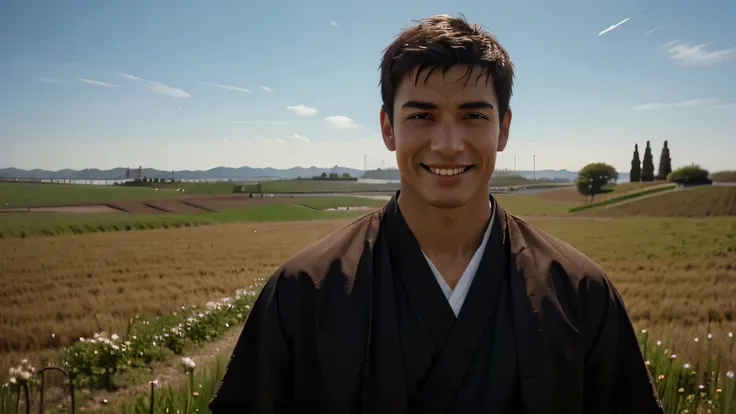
[208,273,294,414]
[580,275,664,414]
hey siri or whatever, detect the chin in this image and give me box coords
[420,189,474,210]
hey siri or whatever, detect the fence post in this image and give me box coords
[37,366,75,414]
[149,380,155,414]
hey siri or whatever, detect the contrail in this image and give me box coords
[641,0,662,11]
[644,25,664,36]
[598,18,630,36]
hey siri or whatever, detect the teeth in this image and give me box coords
[429,167,466,176]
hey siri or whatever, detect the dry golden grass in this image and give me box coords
[1,210,735,384]
[526,216,736,368]
[0,219,354,352]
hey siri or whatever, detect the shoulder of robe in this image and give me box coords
[505,212,609,290]
[269,208,383,289]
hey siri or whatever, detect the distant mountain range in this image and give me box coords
[0,166,630,183]
[0,166,365,181]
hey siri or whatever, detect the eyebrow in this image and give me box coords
[400,100,495,110]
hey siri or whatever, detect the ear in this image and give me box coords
[380,106,396,152]
[497,107,512,152]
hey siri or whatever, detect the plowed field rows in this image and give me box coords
[1,213,735,385]
[0,219,353,352]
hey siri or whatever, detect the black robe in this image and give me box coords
[209,193,663,414]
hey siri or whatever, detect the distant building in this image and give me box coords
[125,166,143,179]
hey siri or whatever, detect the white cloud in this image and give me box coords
[76,77,122,88]
[261,86,275,92]
[119,73,146,81]
[669,98,719,107]
[287,104,318,116]
[118,72,190,98]
[598,18,629,36]
[714,102,736,109]
[663,39,736,66]
[630,98,719,111]
[37,77,59,84]
[330,21,338,27]
[324,115,361,129]
[276,138,287,144]
[232,120,289,124]
[288,134,311,144]
[202,81,252,93]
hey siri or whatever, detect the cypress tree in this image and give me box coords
[657,140,672,180]
[641,140,655,182]
[630,144,641,182]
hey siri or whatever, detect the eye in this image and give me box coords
[408,113,433,120]
[463,113,488,120]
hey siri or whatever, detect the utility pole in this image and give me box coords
[533,155,536,180]
[514,155,517,172]
[364,154,367,173]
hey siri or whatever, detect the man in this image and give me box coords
[209,14,663,414]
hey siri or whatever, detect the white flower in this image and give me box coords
[694,338,699,342]
[181,357,196,370]
[729,332,733,338]
[656,340,662,346]
[641,329,647,334]
[707,333,712,339]
[670,354,677,359]
[727,371,734,379]
[684,363,691,369]
[111,334,119,340]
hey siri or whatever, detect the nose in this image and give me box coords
[429,121,464,156]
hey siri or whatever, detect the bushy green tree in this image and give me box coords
[630,144,641,182]
[641,141,655,182]
[657,140,672,180]
[575,162,619,202]
[667,164,710,183]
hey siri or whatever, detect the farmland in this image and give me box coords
[1,180,735,412]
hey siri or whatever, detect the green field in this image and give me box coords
[569,184,677,212]
[0,196,387,238]
[494,193,577,215]
[0,183,184,208]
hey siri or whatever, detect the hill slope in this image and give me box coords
[584,186,736,217]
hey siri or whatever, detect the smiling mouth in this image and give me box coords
[421,164,474,177]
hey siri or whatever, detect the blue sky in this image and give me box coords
[1,0,734,174]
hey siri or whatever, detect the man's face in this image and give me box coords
[380,64,512,209]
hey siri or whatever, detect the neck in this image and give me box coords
[397,186,491,258]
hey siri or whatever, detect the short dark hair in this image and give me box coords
[379,14,515,123]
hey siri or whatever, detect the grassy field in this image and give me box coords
[1,177,566,208]
[0,196,386,238]
[569,184,677,213]
[585,186,736,217]
[538,180,669,204]
[493,193,577,215]
[0,183,185,208]
[2,183,735,413]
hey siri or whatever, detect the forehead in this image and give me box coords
[394,64,498,107]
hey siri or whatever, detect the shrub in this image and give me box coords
[667,164,710,183]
